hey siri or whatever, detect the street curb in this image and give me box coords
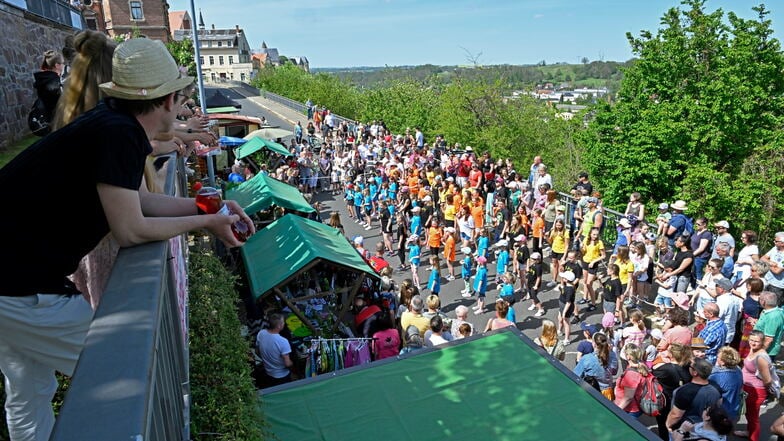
[247,97,299,127]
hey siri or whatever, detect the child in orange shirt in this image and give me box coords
[426,219,443,265]
[531,208,545,256]
[443,227,457,280]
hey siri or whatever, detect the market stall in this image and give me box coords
[241,214,378,336]
[225,173,315,227]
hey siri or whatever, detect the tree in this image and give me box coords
[580,0,784,241]
[166,38,196,77]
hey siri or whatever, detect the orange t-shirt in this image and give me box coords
[532,217,545,238]
[471,204,485,229]
[407,174,420,195]
[444,235,456,261]
[427,227,443,248]
[453,193,463,212]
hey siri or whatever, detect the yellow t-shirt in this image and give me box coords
[444,204,457,222]
[617,259,635,285]
[550,229,570,254]
[582,240,605,263]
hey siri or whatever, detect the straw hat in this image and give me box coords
[99,38,194,100]
[671,200,688,211]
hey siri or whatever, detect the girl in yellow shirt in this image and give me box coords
[580,227,606,309]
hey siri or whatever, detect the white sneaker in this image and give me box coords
[528,304,536,311]
[534,309,545,317]
[562,338,570,346]
[472,304,481,310]
[474,308,486,315]
[462,292,472,298]
[365,225,372,230]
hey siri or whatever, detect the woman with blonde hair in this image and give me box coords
[51,30,115,130]
[621,309,647,353]
[708,346,743,422]
[534,319,565,361]
[327,211,345,236]
[483,299,514,332]
[614,343,648,418]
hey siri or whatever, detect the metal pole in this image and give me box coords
[188,1,215,187]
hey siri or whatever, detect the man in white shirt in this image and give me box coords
[255,313,293,387]
[714,278,740,344]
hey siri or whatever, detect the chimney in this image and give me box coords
[198,9,204,29]
[211,24,215,30]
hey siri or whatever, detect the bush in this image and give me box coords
[189,250,266,440]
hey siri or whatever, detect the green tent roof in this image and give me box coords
[263,330,658,441]
[226,173,315,215]
[235,137,290,159]
[241,214,377,299]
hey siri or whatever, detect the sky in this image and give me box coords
[168,0,782,68]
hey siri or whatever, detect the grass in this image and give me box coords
[0,135,37,167]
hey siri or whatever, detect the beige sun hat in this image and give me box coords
[99,38,194,100]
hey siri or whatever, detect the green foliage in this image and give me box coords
[252,64,361,119]
[166,38,197,77]
[189,250,266,441]
[581,0,784,243]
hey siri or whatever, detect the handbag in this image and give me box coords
[27,97,51,136]
[755,352,781,400]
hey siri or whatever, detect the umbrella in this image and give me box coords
[219,136,247,147]
[244,127,294,141]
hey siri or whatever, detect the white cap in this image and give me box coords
[558,271,576,282]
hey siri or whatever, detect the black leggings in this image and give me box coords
[528,286,540,304]
[398,246,406,265]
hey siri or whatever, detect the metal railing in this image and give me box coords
[261,90,354,126]
[51,153,189,441]
[10,0,85,30]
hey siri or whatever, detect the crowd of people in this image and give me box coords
[240,112,784,440]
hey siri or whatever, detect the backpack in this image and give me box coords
[634,369,666,416]
[27,97,51,136]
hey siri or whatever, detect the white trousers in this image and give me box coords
[0,294,93,441]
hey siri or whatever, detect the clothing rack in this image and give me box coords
[309,337,376,342]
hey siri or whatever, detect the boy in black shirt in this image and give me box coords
[602,263,622,323]
[558,270,577,345]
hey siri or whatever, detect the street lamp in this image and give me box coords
[188,0,214,187]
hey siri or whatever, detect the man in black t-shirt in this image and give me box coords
[666,358,722,431]
[0,38,254,441]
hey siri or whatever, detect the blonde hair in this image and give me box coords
[717,346,741,368]
[624,343,649,376]
[426,294,441,311]
[52,31,116,130]
[540,319,558,347]
[630,309,646,332]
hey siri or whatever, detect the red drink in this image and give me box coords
[195,187,222,214]
[195,187,251,242]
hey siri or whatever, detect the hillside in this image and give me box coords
[313,60,632,91]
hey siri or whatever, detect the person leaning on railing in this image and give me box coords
[0,38,254,441]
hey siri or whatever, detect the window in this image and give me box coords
[129,1,143,20]
[228,56,233,65]
[217,41,222,47]
[230,73,234,80]
[199,56,204,66]
[219,56,224,65]
[240,73,246,82]
[85,17,97,30]
[208,56,214,65]
[210,73,216,82]
[207,41,212,48]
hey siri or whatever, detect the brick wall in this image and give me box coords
[105,0,170,42]
[0,3,76,151]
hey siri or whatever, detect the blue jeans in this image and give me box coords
[692,256,708,288]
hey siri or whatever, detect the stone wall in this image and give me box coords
[0,3,77,151]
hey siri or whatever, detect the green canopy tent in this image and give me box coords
[235,136,290,159]
[263,329,659,441]
[241,214,378,332]
[226,173,315,216]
